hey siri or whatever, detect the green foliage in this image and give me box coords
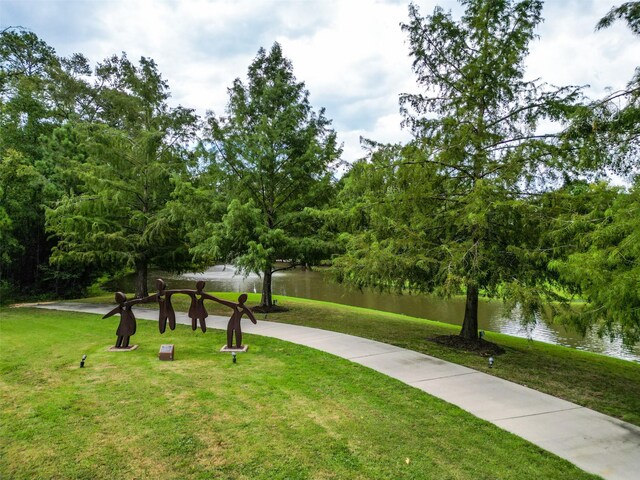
[196,43,341,306]
[0,29,202,299]
[0,149,39,270]
[562,2,639,177]
[46,54,198,297]
[560,89,639,178]
[548,3,640,345]
[549,181,640,345]
[167,146,231,273]
[596,1,640,35]
[0,29,96,297]
[334,1,581,339]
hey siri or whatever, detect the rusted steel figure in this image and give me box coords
[103,292,153,348]
[180,284,257,347]
[104,279,257,348]
[156,279,176,334]
[187,281,209,333]
[160,280,210,333]
[217,293,257,349]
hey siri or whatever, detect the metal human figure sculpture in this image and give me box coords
[103,279,257,350]
[178,282,257,345]
[103,292,138,348]
[216,293,257,349]
[156,279,177,334]
[187,281,209,333]
[103,290,158,348]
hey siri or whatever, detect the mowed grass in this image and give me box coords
[83,291,640,427]
[254,295,640,427]
[1,308,600,480]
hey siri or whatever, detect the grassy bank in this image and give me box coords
[0,308,601,479]
[81,292,640,427]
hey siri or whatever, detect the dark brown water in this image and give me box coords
[112,265,640,362]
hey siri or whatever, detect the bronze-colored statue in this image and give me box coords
[103,279,257,350]
[182,284,257,347]
[187,281,208,333]
[103,292,138,348]
[156,279,176,334]
[216,293,257,349]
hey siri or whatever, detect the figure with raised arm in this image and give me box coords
[103,292,138,348]
[103,291,158,348]
[210,293,257,349]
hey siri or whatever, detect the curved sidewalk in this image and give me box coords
[35,302,640,480]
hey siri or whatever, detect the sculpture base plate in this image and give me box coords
[220,345,249,353]
[107,345,138,352]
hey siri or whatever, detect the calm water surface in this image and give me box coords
[113,265,640,362]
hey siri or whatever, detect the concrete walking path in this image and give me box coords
[34,302,640,480]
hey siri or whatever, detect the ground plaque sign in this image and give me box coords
[159,344,174,361]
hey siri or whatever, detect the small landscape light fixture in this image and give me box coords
[479,331,485,339]
[488,356,494,368]
[232,352,237,364]
[80,354,87,368]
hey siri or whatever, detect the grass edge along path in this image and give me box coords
[77,291,640,427]
[0,307,602,480]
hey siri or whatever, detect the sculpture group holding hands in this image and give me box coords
[103,279,257,349]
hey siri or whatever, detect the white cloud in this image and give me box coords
[528,0,638,98]
[2,0,637,166]
[339,112,412,163]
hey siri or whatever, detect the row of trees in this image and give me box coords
[0,31,341,302]
[1,0,638,345]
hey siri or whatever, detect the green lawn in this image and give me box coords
[1,307,600,480]
[82,291,640,427]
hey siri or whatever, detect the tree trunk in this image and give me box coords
[260,269,273,307]
[135,259,148,298]
[459,283,479,340]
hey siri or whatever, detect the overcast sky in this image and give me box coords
[1,0,637,164]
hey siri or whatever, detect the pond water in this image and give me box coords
[112,265,640,362]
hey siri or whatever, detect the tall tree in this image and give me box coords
[46,54,198,297]
[198,43,341,308]
[334,1,581,340]
[0,28,95,297]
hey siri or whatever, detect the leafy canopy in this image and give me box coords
[334,0,582,339]
[193,43,341,305]
[0,28,97,296]
[46,54,198,297]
